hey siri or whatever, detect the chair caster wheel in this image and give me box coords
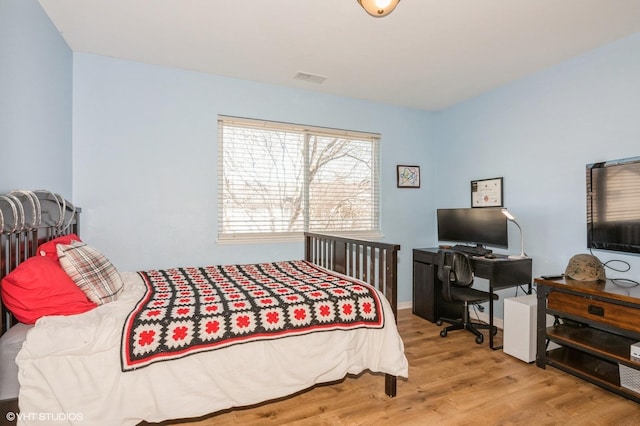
[475,335,484,344]
[440,329,447,338]
[491,326,498,336]
[436,320,442,326]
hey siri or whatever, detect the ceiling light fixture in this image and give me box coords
[357,0,400,18]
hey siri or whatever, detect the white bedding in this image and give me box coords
[16,270,408,425]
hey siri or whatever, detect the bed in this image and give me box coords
[0,191,407,425]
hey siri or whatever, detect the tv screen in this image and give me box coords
[587,156,640,254]
[437,207,508,249]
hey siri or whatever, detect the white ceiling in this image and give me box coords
[38,0,640,111]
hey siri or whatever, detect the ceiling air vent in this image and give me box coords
[294,71,328,84]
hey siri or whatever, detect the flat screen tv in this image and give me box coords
[587,156,640,254]
[437,207,508,249]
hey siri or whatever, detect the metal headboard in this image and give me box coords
[0,190,79,335]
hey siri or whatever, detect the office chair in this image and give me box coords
[435,250,498,344]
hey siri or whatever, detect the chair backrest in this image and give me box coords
[437,250,474,300]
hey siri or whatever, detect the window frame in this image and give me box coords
[217,116,382,243]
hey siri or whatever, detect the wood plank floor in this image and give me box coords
[151,309,640,425]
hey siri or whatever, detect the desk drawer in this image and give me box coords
[413,249,437,264]
[548,291,640,334]
[472,261,491,278]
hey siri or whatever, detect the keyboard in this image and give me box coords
[451,244,492,257]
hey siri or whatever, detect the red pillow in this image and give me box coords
[1,256,97,324]
[37,233,82,261]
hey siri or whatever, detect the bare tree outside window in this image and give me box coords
[218,117,380,241]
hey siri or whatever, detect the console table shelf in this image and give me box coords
[537,277,640,404]
[547,346,623,390]
[546,324,639,362]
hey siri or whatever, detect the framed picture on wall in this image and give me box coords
[471,177,503,207]
[397,165,420,188]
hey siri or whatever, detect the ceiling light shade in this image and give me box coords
[357,0,400,18]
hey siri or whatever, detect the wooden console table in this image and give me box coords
[536,277,640,403]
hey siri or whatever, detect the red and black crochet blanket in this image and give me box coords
[121,260,384,370]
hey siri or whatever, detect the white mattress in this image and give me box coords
[0,322,32,400]
[16,270,408,425]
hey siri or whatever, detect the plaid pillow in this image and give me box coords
[57,241,124,305]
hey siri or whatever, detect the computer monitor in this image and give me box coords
[437,207,508,249]
[587,156,640,254]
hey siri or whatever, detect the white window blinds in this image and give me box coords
[218,116,380,242]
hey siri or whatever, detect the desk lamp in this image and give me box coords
[501,208,527,259]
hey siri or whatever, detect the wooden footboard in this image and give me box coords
[304,232,401,397]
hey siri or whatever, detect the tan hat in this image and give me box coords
[565,254,606,281]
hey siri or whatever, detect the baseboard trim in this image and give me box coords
[475,310,503,330]
[398,301,412,311]
[396,302,503,329]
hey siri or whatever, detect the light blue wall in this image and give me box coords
[434,32,640,307]
[72,54,435,304]
[0,0,72,197]
[7,0,640,311]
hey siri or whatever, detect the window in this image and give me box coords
[218,116,380,242]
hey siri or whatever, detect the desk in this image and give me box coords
[413,248,532,349]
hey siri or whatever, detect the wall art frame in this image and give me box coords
[397,165,420,188]
[471,177,503,207]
